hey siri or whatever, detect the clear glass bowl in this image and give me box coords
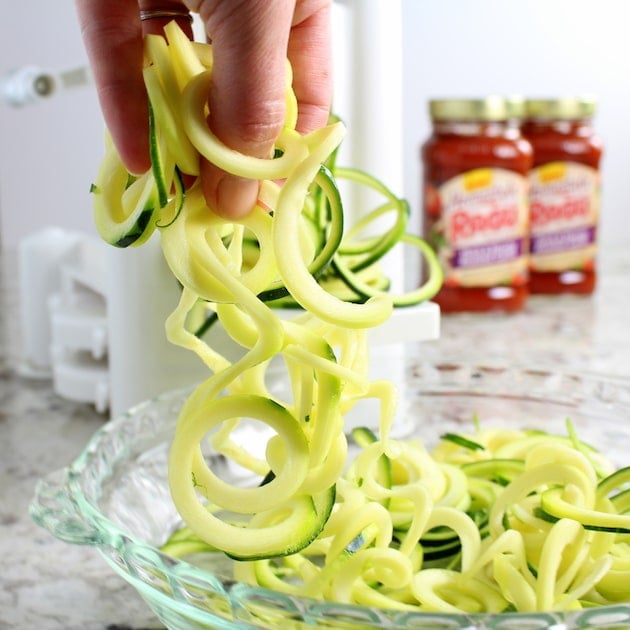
[30,361,630,629]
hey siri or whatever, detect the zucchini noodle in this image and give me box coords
[90,21,630,614]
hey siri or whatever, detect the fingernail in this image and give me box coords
[214,174,259,219]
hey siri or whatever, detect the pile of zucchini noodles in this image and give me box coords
[92,22,630,613]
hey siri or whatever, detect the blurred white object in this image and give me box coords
[332,0,405,291]
[49,347,109,414]
[1,65,90,107]
[18,228,84,375]
[48,241,110,414]
[18,228,110,412]
[1,66,54,107]
[49,291,108,362]
[106,239,207,417]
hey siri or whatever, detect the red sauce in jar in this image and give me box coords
[521,98,603,295]
[421,97,533,313]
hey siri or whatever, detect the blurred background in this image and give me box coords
[1,0,629,251]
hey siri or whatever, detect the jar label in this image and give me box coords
[528,162,600,272]
[428,168,529,288]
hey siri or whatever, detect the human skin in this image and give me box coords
[74,0,332,218]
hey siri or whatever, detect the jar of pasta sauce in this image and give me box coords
[421,97,533,313]
[522,98,603,295]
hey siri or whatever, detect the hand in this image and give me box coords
[74,0,332,218]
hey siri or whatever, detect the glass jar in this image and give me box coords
[522,98,603,295]
[421,97,533,313]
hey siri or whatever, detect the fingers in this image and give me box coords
[189,0,331,218]
[78,0,332,219]
[75,0,193,174]
[186,0,296,218]
[75,0,149,174]
[289,1,332,135]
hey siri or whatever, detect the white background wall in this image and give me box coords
[0,3,103,248]
[1,1,629,251]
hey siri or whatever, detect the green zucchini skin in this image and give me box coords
[225,485,337,561]
[113,208,155,248]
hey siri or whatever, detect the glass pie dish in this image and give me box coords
[30,360,630,629]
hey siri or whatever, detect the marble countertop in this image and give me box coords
[1,246,630,630]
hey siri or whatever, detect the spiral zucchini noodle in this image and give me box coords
[91,22,630,613]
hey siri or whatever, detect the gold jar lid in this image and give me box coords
[525,97,597,120]
[428,96,516,122]
[505,96,527,120]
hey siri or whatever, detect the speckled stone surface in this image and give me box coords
[421,247,630,377]
[1,246,629,629]
[1,251,159,630]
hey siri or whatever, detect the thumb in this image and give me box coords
[194,0,295,218]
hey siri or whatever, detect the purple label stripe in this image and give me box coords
[531,226,596,255]
[452,238,525,269]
